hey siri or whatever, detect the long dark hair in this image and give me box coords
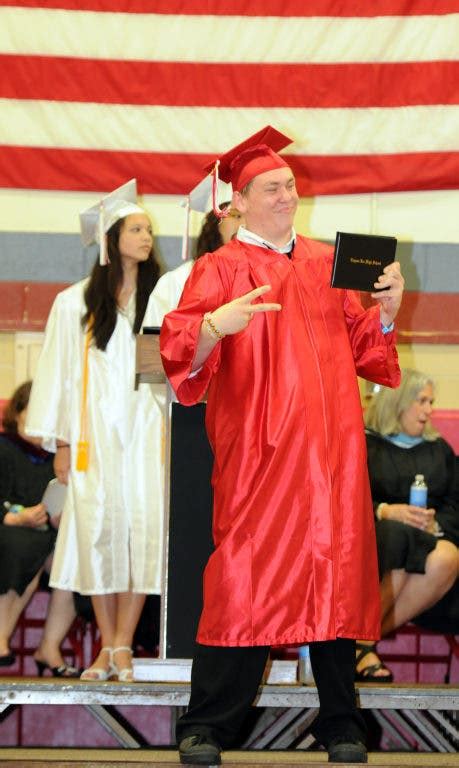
[2,381,32,433]
[82,216,160,350]
[194,202,230,260]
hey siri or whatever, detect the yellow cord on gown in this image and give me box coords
[76,322,92,471]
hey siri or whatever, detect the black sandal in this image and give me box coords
[355,642,393,683]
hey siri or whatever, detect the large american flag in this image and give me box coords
[1,0,458,196]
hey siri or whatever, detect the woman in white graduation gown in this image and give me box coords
[26,181,164,681]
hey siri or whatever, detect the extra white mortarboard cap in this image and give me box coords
[180,176,232,261]
[79,179,145,265]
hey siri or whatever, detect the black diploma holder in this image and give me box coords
[331,231,397,292]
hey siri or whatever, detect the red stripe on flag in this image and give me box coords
[0,0,456,15]
[2,55,459,108]
[0,146,458,196]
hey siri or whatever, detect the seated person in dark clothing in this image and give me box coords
[0,381,79,676]
[356,368,458,682]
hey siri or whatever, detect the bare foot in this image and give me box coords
[0,638,11,657]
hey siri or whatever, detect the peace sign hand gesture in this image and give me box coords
[210,285,282,337]
[193,285,281,371]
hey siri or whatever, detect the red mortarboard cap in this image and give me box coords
[205,125,293,193]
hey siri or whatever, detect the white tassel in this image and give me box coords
[181,198,190,261]
[212,161,230,220]
[98,202,109,266]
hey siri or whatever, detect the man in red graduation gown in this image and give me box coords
[160,126,404,765]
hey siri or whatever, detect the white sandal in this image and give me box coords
[80,646,115,681]
[112,646,133,682]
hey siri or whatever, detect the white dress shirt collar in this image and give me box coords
[237,226,296,254]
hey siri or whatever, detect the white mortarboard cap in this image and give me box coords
[79,179,145,265]
[180,176,232,261]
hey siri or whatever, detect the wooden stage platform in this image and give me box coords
[0,747,459,767]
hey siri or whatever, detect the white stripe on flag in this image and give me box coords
[0,8,458,63]
[2,100,459,156]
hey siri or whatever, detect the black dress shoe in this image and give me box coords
[179,734,221,765]
[35,659,79,678]
[0,652,16,667]
[328,738,367,763]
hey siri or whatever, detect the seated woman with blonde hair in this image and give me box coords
[356,368,458,682]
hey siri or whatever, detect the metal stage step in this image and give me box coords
[0,679,457,754]
[1,678,457,710]
[0,747,459,767]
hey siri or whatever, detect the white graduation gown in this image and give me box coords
[26,280,164,595]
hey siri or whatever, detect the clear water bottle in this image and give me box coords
[298,645,314,684]
[409,474,428,507]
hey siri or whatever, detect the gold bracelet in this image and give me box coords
[204,312,225,340]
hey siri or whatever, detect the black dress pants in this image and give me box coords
[176,638,366,749]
